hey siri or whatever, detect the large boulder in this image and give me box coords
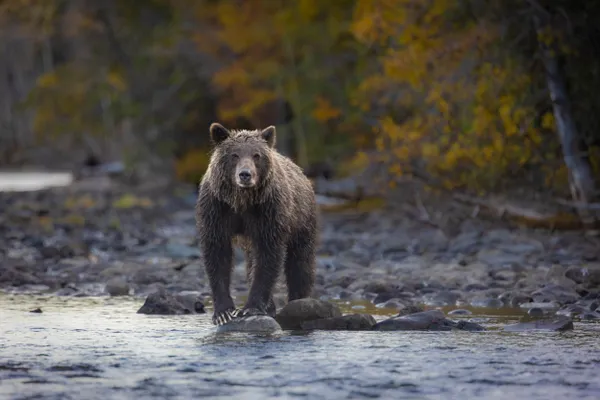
[275,299,342,330]
[300,314,376,331]
[136,289,205,315]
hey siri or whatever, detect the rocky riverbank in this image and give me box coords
[1,177,599,323]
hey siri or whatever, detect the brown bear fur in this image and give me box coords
[195,122,318,326]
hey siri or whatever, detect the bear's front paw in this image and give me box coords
[234,307,268,318]
[212,308,237,326]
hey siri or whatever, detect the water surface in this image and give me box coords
[1,294,599,400]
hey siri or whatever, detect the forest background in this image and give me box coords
[1,0,599,230]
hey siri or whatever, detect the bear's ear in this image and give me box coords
[261,125,276,148]
[209,123,230,146]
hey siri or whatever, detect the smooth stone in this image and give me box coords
[455,320,486,332]
[556,305,586,318]
[565,265,600,286]
[476,249,527,268]
[448,309,473,316]
[503,317,574,332]
[275,299,342,330]
[493,270,518,282]
[580,311,600,321]
[0,266,40,286]
[216,315,282,333]
[374,309,487,332]
[499,291,533,307]
[374,310,449,331]
[136,289,205,315]
[105,278,130,296]
[462,283,489,292]
[396,305,424,316]
[527,307,544,318]
[300,314,376,331]
[375,298,405,310]
[531,284,579,304]
[373,291,403,305]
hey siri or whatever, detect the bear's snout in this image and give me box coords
[238,169,252,183]
[235,159,257,188]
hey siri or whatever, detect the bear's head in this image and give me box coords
[208,122,276,191]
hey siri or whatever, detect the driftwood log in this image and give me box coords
[312,174,599,233]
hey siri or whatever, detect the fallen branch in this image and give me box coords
[451,192,599,231]
[553,199,600,210]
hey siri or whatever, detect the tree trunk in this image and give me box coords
[533,14,598,230]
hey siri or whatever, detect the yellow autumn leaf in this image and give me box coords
[312,97,342,123]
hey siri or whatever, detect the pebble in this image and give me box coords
[527,307,544,318]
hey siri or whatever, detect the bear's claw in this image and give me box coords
[213,309,236,326]
[234,307,267,318]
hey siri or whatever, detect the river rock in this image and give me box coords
[498,291,532,307]
[556,304,586,318]
[397,304,424,316]
[565,265,600,287]
[136,289,205,315]
[373,308,486,332]
[0,265,40,287]
[448,309,472,316]
[275,299,342,330]
[454,320,486,331]
[422,290,461,307]
[216,315,282,333]
[580,311,600,320]
[105,278,130,296]
[503,317,574,332]
[373,310,451,331]
[528,307,545,317]
[531,284,579,305]
[377,298,405,310]
[300,314,376,331]
[476,249,527,268]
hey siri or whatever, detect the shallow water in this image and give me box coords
[0,171,73,192]
[1,294,599,400]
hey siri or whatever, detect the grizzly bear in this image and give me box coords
[196,122,318,326]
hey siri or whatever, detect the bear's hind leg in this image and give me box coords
[284,230,316,302]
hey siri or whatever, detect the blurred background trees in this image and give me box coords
[1,0,598,206]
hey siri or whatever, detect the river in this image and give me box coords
[1,294,599,400]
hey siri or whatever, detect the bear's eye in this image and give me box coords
[253,153,260,161]
[232,153,239,160]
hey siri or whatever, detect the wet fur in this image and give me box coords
[196,123,318,325]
